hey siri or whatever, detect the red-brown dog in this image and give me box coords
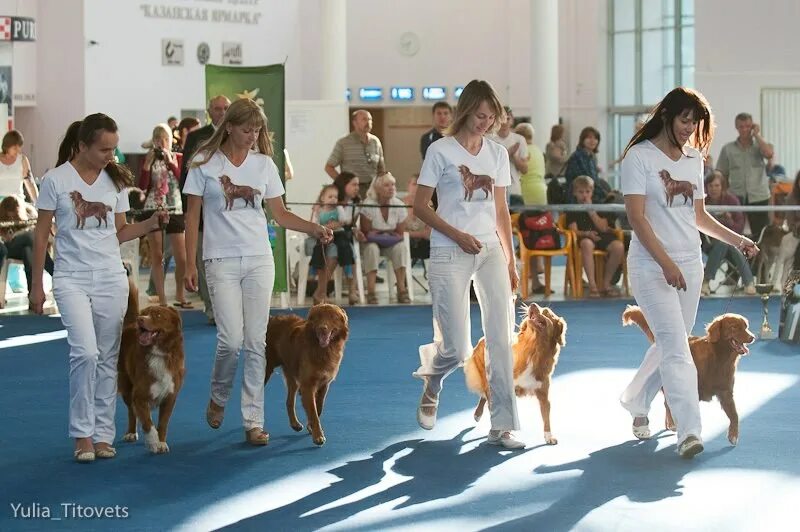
[623,305,755,445]
[118,279,185,454]
[465,303,567,445]
[265,304,349,446]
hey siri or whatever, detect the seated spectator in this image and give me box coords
[775,170,800,289]
[701,170,756,296]
[565,126,610,203]
[360,172,409,304]
[0,196,54,299]
[568,175,624,297]
[305,184,358,305]
[403,174,431,261]
[515,123,547,206]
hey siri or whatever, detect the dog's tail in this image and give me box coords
[622,305,654,343]
[124,274,139,327]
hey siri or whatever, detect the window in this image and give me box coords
[608,0,694,177]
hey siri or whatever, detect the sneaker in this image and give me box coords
[701,281,711,296]
[678,435,704,459]
[743,284,756,296]
[487,430,526,449]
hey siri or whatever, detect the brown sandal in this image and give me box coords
[245,427,270,446]
[206,399,224,429]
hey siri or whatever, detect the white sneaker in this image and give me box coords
[678,435,704,459]
[487,430,526,449]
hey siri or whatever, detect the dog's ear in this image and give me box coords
[707,318,723,343]
[556,318,567,347]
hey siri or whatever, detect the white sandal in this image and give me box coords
[416,379,439,430]
[632,417,651,440]
[74,449,95,463]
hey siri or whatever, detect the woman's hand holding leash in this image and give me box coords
[736,236,759,259]
[28,286,46,315]
[312,224,334,244]
[149,204,170,231]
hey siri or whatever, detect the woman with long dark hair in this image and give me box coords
[618,88,758,458]
[29,114,168,462]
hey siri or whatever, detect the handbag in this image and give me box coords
[518,211,560,250]
[366,232,403,248]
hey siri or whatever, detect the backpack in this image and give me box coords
[547,177,568,205]
[518,211,561,250]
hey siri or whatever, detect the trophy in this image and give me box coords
[755,283,777,340]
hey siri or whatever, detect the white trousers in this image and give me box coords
[414,242,519,431]
[53,269,128,443]
[620,254,703,444]
[205,255,274,431]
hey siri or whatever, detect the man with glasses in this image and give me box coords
[325,110,386,197]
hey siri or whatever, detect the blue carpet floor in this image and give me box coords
[0,298,797,531]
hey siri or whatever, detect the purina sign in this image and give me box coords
[0,17,36,42]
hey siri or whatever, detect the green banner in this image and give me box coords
[205,63,288,292]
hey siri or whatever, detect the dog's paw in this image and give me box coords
[544,432,558,445]
[728,429,739,446]
[290,422,303,432]
[313,434,326,446]
[143,428,160,453]
[153,441,170,454]
[122,432,138,443]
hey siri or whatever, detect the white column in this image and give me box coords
[320,0,347,101]
[530,0,559,150]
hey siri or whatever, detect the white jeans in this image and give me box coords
[205,255,274,431]
[53,269,128,443]
[620,253,703,444]
[414,242,519,431]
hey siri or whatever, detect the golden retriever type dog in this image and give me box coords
[622,305,755,445]
[659,169,696,207]
[118,279,185,454]
[69,191,112,228]
[465,303,567,445]
[219,174,261,209]
[459,165,494,201]
[265,304,349,446]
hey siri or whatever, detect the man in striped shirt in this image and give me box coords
[325,110,386,197]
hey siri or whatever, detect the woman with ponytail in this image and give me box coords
[29,113,168,463]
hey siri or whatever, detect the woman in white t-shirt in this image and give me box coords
[619,87,758,459]
[412,79,524,449]
[184,98,332,447]
[360,172,409,304]
[29,114,168,463]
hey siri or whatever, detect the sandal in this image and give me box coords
[632,416,651,440]
[588,287,601,298]
[245,427,270,446]
[603,286,622,298]
[74,448,95,463]
[416,378,439,430]
[397,290,411,304]
[173,301,194,309]
[95,443,116,459]
[206,399,224,429]
[367,293,379,305]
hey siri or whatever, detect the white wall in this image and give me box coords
[82,0,303,153]
[24,0,85,176]
[695,0,800,165]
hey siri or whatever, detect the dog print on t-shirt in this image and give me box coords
[219,174,262,210]
[69,190,112,229]
[659,169,697,207]
[458,165,494,202]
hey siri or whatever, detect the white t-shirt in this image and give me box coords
[183,151,285,260]
[37,162,129,272]
[418,136,511,247]
[621,140,705,260]
[360,197,407,231]
[488,131,528,195]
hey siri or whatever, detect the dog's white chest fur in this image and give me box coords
[514,365,542,391]
[147,351,174,403]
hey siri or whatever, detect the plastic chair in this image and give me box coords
[515,213,576,299]
[573,227,629,297]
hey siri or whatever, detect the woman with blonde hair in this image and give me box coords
[514,123,547,205]
[412,79,523,449]
[184,98,332,446]
[360,172,409,304]
[139,123,190,307]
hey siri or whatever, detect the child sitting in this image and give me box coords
[305,184,357,304]
[567,175,625,297]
